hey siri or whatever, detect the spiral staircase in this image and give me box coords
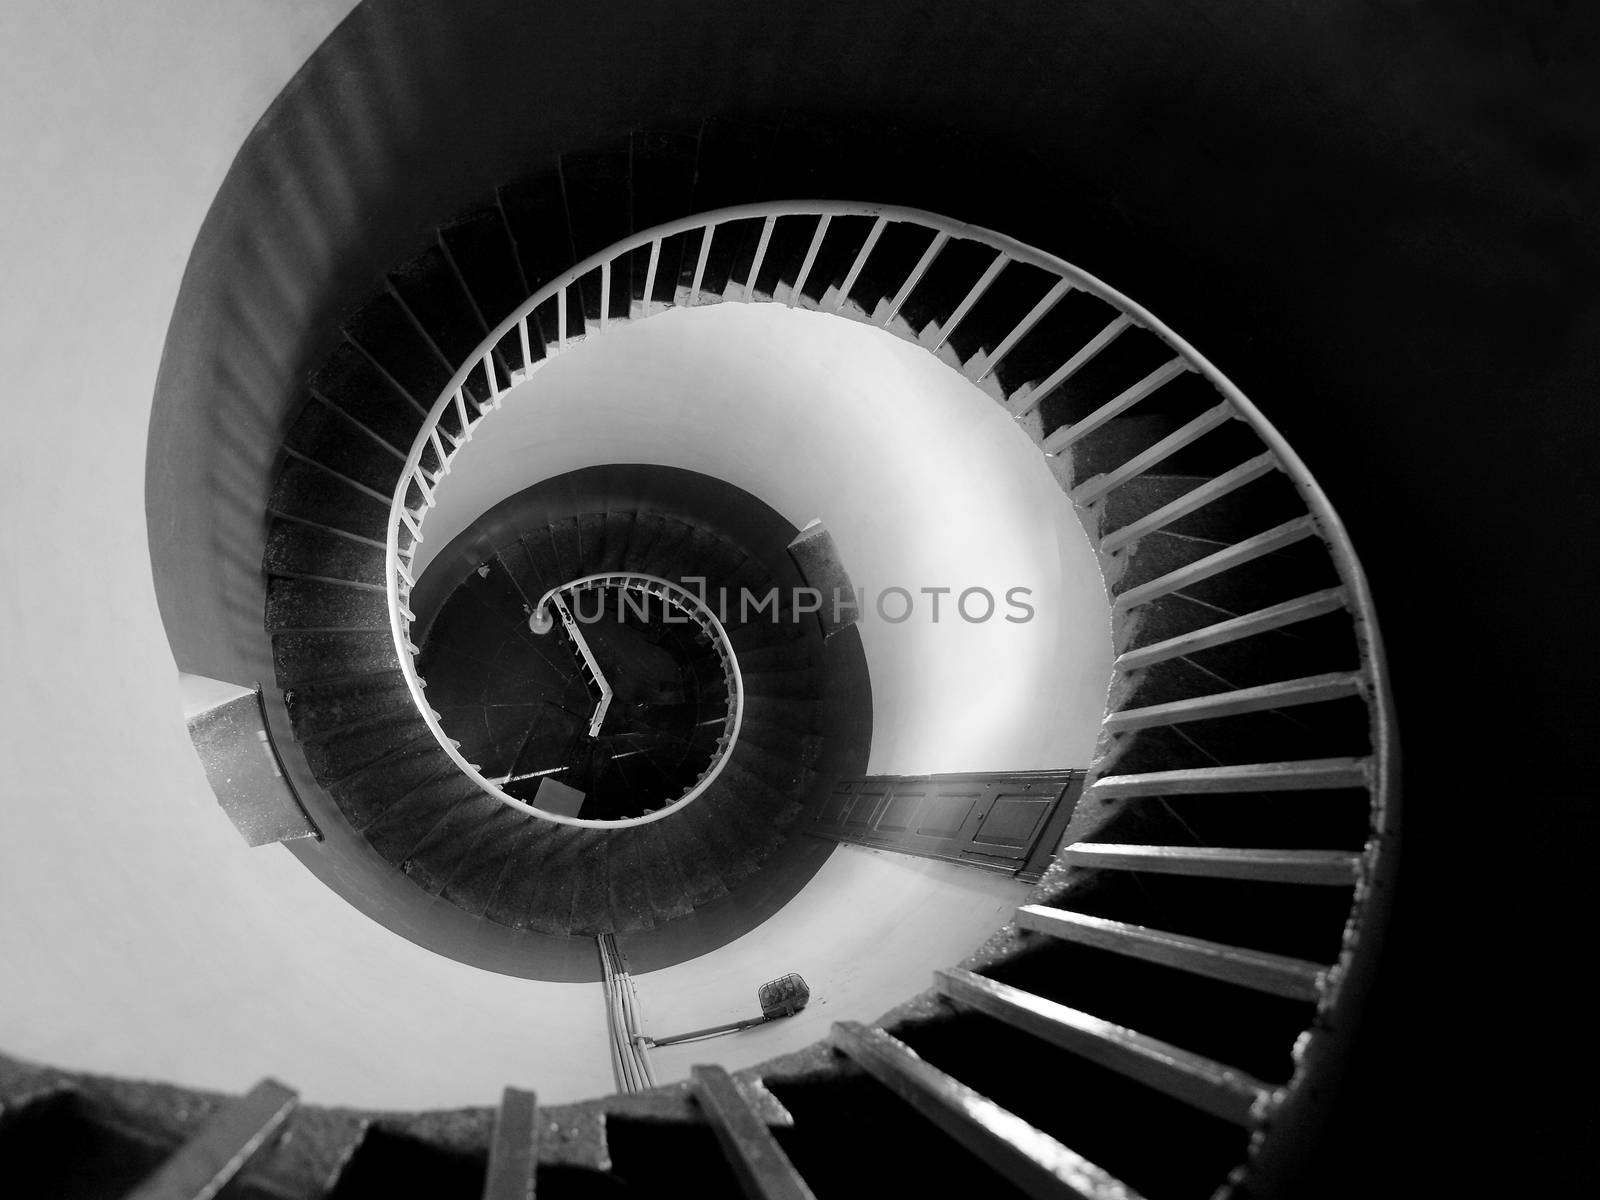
[271,483,842,936]
[2,107,1398,1197]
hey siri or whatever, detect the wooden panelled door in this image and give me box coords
[804,770,1085,881]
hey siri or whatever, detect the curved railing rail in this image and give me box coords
[524,571,745,818]
[383,201,1396,1181]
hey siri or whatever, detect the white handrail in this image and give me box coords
[548,592,613,738]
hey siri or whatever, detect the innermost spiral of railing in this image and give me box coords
[512,573,744,820]
[406,551,743,827]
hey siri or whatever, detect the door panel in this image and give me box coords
[911,789,984,841]
[972,789,1054,850]
[839,783,890,836]
[804,771,1084,878]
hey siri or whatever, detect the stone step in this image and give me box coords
[264,518,387,586]
[265,577,389,633]
[284,670,414,740]
[1016,906,1327,1002]
[283,397,407,497]
[267,456,390,543]
[299,711,430,784]
[309,340,428,455]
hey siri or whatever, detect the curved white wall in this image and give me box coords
[0,0,617,1111]
[417,303,1114,772]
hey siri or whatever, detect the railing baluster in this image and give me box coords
[690,224,715,302]
[788,214,831,307]
[483,355,500,408]
[643,238,662,313]
[1112,516,1317,609]
[400,510,423,542]
[691,1066,815,1200]
[482,1087,539,1200]
[1009,313,1133,417]
[931,251,1009,352]
[453,388,471,435]
[1040,358,1190,454]
[428,428,449,474]
[414,467,435,508]
[600,261,612,333]
[882,231,949,325]
[518,316,532,375]
[1070,402,1234,505]
[973,278,1073,381]
[558,287,569,350]
[1099,453,1276,555]
[829,216,887,312]
[745,215,777,302]
[125,1078,298,1200]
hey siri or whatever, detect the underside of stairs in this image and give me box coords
[267,458,846,942]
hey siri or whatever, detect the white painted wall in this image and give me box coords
[0,0,619,1111]
[418,304,1114,773]
[0,3,1108,1112]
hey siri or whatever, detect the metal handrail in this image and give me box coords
[381,207,1396,1137]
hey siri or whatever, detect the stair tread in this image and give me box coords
[933,969,1271,1127]
[1061,844,1361,886]
[656,807,732,908]
[739,695,823,734]
[330,736,458,830]
[1114,517,1317,609]
[1104,671,1364,732]
[268,457,390,542]
[345,290,453,408]
[363,773,486,861]
[1015,906,1327,1001]
[299,711,431,783]
[264,519,387,585]
[1115,589,1347,672]
[310,341,427,453]
[396,793,505,894]
[604,828,661,933]
[565,837,615,934]
[284,670,413,738]
[283,398,406,497]
[266,576,389,633]
[1090,756,1370,796]
[725,743,813,799]
[439,806,532,915]
[497,825,585,934]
